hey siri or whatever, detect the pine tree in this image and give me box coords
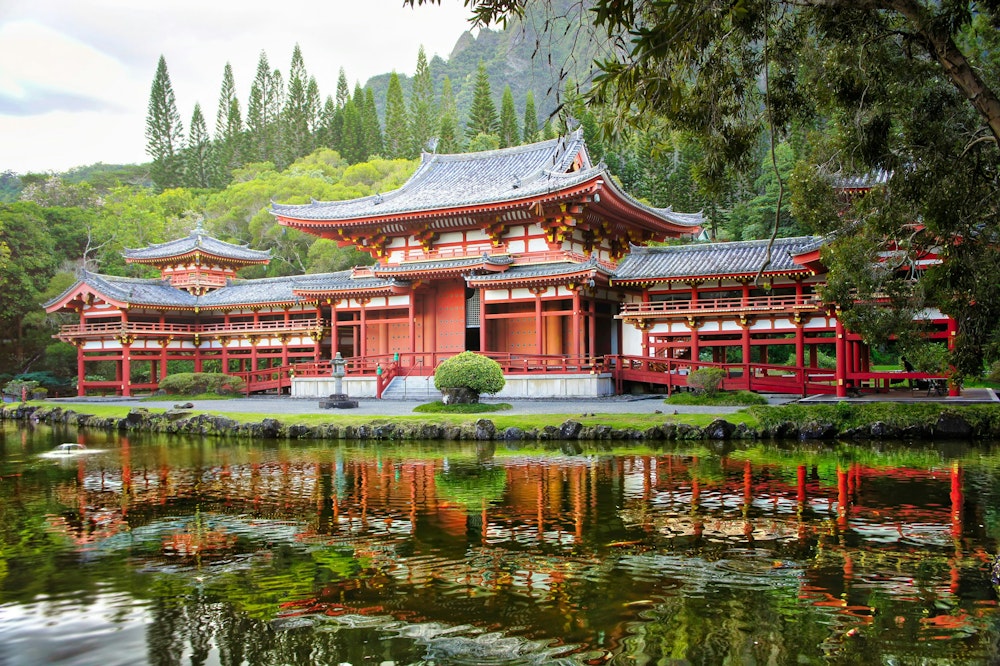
[282,44,312,165]
[145,55,184,190]
[306,77,321,135]
[383,72,410,159]
[437,76,460,153]
[316,95,337,150]
[184,103,214,188]
[498,85,518,148]
[335,68,350,109]
[246,52,282,166]
[466,61,499,140]
[214,63,243,185]
[362,87,383,158]
[522,90,538,144]
[409,46,436,155]
[340,98,363,163]
[542,118,557,140]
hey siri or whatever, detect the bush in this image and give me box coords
[157,372,246,396]
[686,367,725,395]
[434,352,505,397]
[2,379,40,401]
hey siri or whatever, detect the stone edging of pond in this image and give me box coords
[0,404,992,442]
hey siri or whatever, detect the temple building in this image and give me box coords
[45,131,954,398]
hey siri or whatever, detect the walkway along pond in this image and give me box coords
[1,424,999,664]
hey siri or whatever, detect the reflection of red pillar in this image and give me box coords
[797,465,807,507]
[743,459,752,506]
[837,465,849,530]
[951,461,963,538]
[835,316,847,397]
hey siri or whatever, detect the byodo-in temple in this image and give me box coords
[45,130,956,398]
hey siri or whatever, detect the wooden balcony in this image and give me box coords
[617,295,825,319]
[56,317,323,341]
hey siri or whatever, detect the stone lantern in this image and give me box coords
[320,352,358,409]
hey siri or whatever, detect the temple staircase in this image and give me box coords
[379,376,440,401]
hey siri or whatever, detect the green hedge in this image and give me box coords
[157,373,246,396]
[433,352,506,395]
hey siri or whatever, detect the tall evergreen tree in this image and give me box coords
[498,85,519,148]
[362,87,383,158]
[522,90,539,144]
[306,77,321,135]
[282,44,312,165]
[466,61,499,140]
[340,98,363,163]
[184,103,214,188]
[246,52,282,166]
[409,46,436,155]
[316,95,337,151]
[437,75,460,154]
[214,63,243,185]
[145,55,184,190]
[383,72,410,159]
[335,69,350,109]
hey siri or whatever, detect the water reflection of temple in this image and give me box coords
[44,443,984,612]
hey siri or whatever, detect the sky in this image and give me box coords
[0,0,476,174]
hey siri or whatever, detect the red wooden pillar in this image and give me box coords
[835,312,847,397]
[689,282,700,364]
[571,288,581,360]
[588,297,597,360]
[330,299,338,359]
[409,294,417,358]
[479,288,487,353]
[359,299,369,358]
[533,288,543,355]
[947,317,960,396]
[121,341,132,397]
[795,317,805,396]
[77,343,85,396]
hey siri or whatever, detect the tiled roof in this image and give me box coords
[46,270,394,310]
[271,130,701,230]
[124,229,270,263]
[466,259,611,284]
[374,254,515,275]
[613,236,825,281]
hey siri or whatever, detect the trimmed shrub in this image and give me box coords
[686,367,726,395]
[434,352,505,400]
[157,372,246,396]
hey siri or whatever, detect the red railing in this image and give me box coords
[618,295,824,317]
[58,318,322,339]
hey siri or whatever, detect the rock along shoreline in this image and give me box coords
[1,404,992,442]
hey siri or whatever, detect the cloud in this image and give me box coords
[0,20,139,115]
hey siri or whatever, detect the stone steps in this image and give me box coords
[380,377,439,401]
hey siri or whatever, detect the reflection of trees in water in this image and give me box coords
[146,586,425,666]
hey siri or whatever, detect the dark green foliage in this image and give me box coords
[437,76,461,153]
[0,171,22,202]
[433,351,506,395]
[361,87,383,159]
[409,46,436,156]
[183,103,215,188]
[383,72,410,159]
[498,85,518,147]
[158,372,246,395]
[686,367,726,396]
[282,45,313,166]
[246,52,283,167]
[665,390,768,406]
[466,61,499,139]
[145,55,184,190]
[522,91,538,143]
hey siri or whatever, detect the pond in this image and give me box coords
[1,424,999,665]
